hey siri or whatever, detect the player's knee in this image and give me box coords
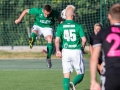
[32,30,38,35]
[46,36,53,42]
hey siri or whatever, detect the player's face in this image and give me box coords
[94,26,101,35]
[43,10,51,17]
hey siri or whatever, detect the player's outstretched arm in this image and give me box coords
[15,9,29,24]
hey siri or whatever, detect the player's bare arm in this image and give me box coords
[81,37,86,49]
[15,9,29,24]
[55,37,62,58]
[90,46,101,90]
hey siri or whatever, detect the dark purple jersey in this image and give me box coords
[93,25,120,75]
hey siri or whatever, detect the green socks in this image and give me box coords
[62,75,83,90]
[47,43,53,59]
[30,33,37,42]
[63,78,70,90]
[73,74,83,85]
[30,33,53,59]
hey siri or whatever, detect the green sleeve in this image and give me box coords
[28,8,41,15]
[56,25,62,37]
[79,25,85,37]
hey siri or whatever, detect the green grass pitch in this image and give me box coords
[0,59,100,90]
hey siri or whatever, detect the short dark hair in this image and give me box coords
[44,5,52,12]
[109,3,120,20]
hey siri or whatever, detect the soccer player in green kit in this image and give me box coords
[15,5,62,68]
[55,5,86,90]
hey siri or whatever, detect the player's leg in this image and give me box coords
[71,50,84,87]
[45,35,53,68]
[29,25,41,49]
[42,28,53,68]
[62,49,72,90]
[45,35,53,59]
[72,73,84,86]
[63,73,70,90]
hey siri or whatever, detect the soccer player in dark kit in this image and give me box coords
[90,3,120,90]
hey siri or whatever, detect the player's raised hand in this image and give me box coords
[56,51,62,58]
[15,18,21,24]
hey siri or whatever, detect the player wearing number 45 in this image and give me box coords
[55,5,86,90]
[90,3,120,90]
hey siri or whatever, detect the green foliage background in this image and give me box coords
[0,0,120,46]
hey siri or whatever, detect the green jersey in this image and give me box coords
[56,20,85,50]
[28,8,59,27]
